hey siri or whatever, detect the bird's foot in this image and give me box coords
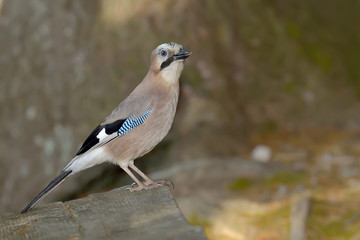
[125,184,143,192]
[125,182,145,192]
[126,183,157,192]
[126,179,174,192]
[145,179,174,189]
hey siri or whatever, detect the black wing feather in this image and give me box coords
[76,125,103,156]
[104,119,126,134]
[75,119,126,156]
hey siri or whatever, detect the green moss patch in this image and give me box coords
[267,171,307,185]
[187,212,210,228]
[228,178,254,191]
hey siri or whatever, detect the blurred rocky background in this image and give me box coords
[1,0,360,239]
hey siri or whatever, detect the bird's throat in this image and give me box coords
[160,62,184,85]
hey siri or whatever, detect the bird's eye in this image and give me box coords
[160,50,167,57]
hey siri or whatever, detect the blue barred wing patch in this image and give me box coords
[118,108,152,136]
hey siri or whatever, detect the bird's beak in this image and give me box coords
[173,49,191,60]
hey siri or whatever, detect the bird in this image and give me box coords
[21,42,191,214]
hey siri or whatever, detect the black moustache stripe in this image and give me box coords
[160,56,174,70]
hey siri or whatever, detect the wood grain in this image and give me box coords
[0,186,206,240]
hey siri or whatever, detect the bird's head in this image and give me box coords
[150,42,191,83]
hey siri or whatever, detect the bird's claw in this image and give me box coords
[145,179,174,189]
[125,182,143,192]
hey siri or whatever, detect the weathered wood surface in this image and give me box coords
[0,186,206,240]
[290,195,311,240]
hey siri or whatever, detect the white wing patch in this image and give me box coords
[97,128,108,141]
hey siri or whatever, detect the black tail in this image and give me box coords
[21,170,72,214]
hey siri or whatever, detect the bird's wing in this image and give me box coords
[74,107,153,158]
[74,119,125,156]
[77,95,152,152]
[102,95,152,124]
[63,96,153,170]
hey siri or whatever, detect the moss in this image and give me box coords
[311,203,327,217]
[322,221,345,237]
[227,171,307,193]
[267,171,306,185]
[183,67,204,92]
[282,80,296,94]
[306,45,333,73]
[286,21,302,39]
[312,218,355,239]
[228,178,253,191]
[252,203,291,233]
[187,212,210,228]
[307,200,360,239]
[259,120,278,135]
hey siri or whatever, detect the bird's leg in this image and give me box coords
[129,160,174,189]
[128,160,154,186]
[121,166,147,192]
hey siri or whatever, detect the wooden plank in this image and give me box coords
[0,186,206,240]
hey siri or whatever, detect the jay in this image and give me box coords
[21,42,191,213]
